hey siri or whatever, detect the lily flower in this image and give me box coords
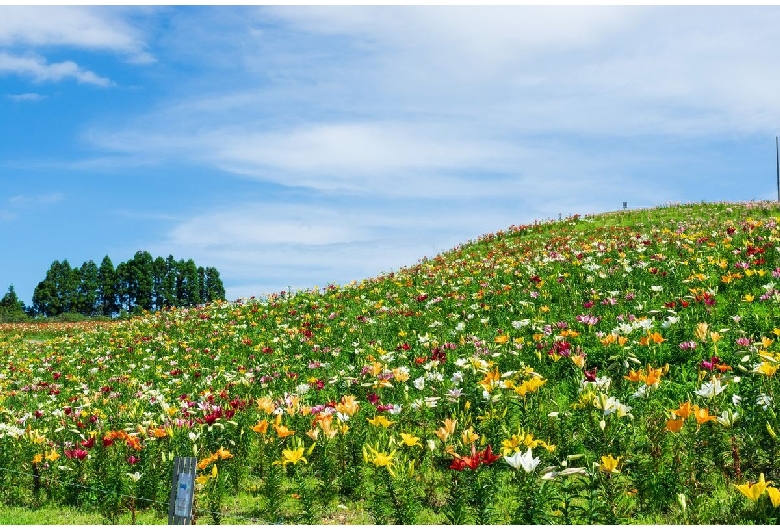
[671,401,692,419]
[692,405,717,425]
[666,417,685,432]
[434,418,457,442]
[335,395,360,417]
[695,377,726,399]
[215,446,233,460]
[479,445,500,465]
[367,415,394,428]
[399,432,422,447]
[505,448,540,473]
[251,419,269,434]
[364,444,397,476]
[598,454,621,474]
[716,409,739,428]
[767,487,780,508]
[273,423,295,438]
[275,446,308,469]
[735,473,770,501]
[461,427,479,445]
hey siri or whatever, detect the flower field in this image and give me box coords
[2,201,780,524]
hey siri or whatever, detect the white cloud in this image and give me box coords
[0,6,153,64]
[267,6,638,68]
[143,197,503,298]
[80,6,780,187]
[84,119,529,197]
[7,193,63,205]
[0,52,112,87]
[169,205,366,248]
[262,6,780,137]
[6,92,46,102]
[208,122,513,187]
[0,193,63,223]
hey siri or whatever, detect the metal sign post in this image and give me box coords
[168,457,197,524]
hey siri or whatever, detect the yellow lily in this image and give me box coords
[399,432,422,447]
[275,446,308,469]
[598,454,621,474]
[364,445,396,476]
[367,415,394,428]
[767,486,780,508]
[735,473,770,501]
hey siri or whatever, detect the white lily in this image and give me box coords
[505,448,540,473]
[695,377,726,400]
[716,409,739,428]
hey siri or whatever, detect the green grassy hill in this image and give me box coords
[1,200,780,524]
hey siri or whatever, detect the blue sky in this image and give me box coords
[2,5,780,306]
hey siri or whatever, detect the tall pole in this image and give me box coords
[777,136,779,202]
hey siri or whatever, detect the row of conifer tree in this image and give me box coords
[2,251,225,319]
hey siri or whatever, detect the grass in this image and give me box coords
[0,505,164,524]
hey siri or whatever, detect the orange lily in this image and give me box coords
[671,401,693,419]
[251,419,269,434]
[666,418,685,433]
[273,423,295,438]
[692,405,717,425]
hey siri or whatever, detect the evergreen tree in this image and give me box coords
[115,261,132,313]
[97,256,118,316]
[198,266,207,303]
[76,260,99,316]
[31,252,224,316]
[152,256,167,311]
[163,255,178,308]
[32,260,77,316]
[204,267,226,302]
[0,285,27,321]
[129,251,154,312]
[59,260,79,314]
[32,265,58,317]
[177,259,201,306]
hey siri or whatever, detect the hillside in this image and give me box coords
[1,200,780,524]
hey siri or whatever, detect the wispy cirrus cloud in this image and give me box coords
[6,92,46,102]
[0,6,154,64]
[79,6,780,190]
[0,52,112,87]
[0,6,154,89]
[86,120,525,197]
[8,193,64,205]
[0,193,63,223]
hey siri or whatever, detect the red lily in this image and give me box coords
[479,445,500,465]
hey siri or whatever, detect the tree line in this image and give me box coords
[1,251,225,319]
